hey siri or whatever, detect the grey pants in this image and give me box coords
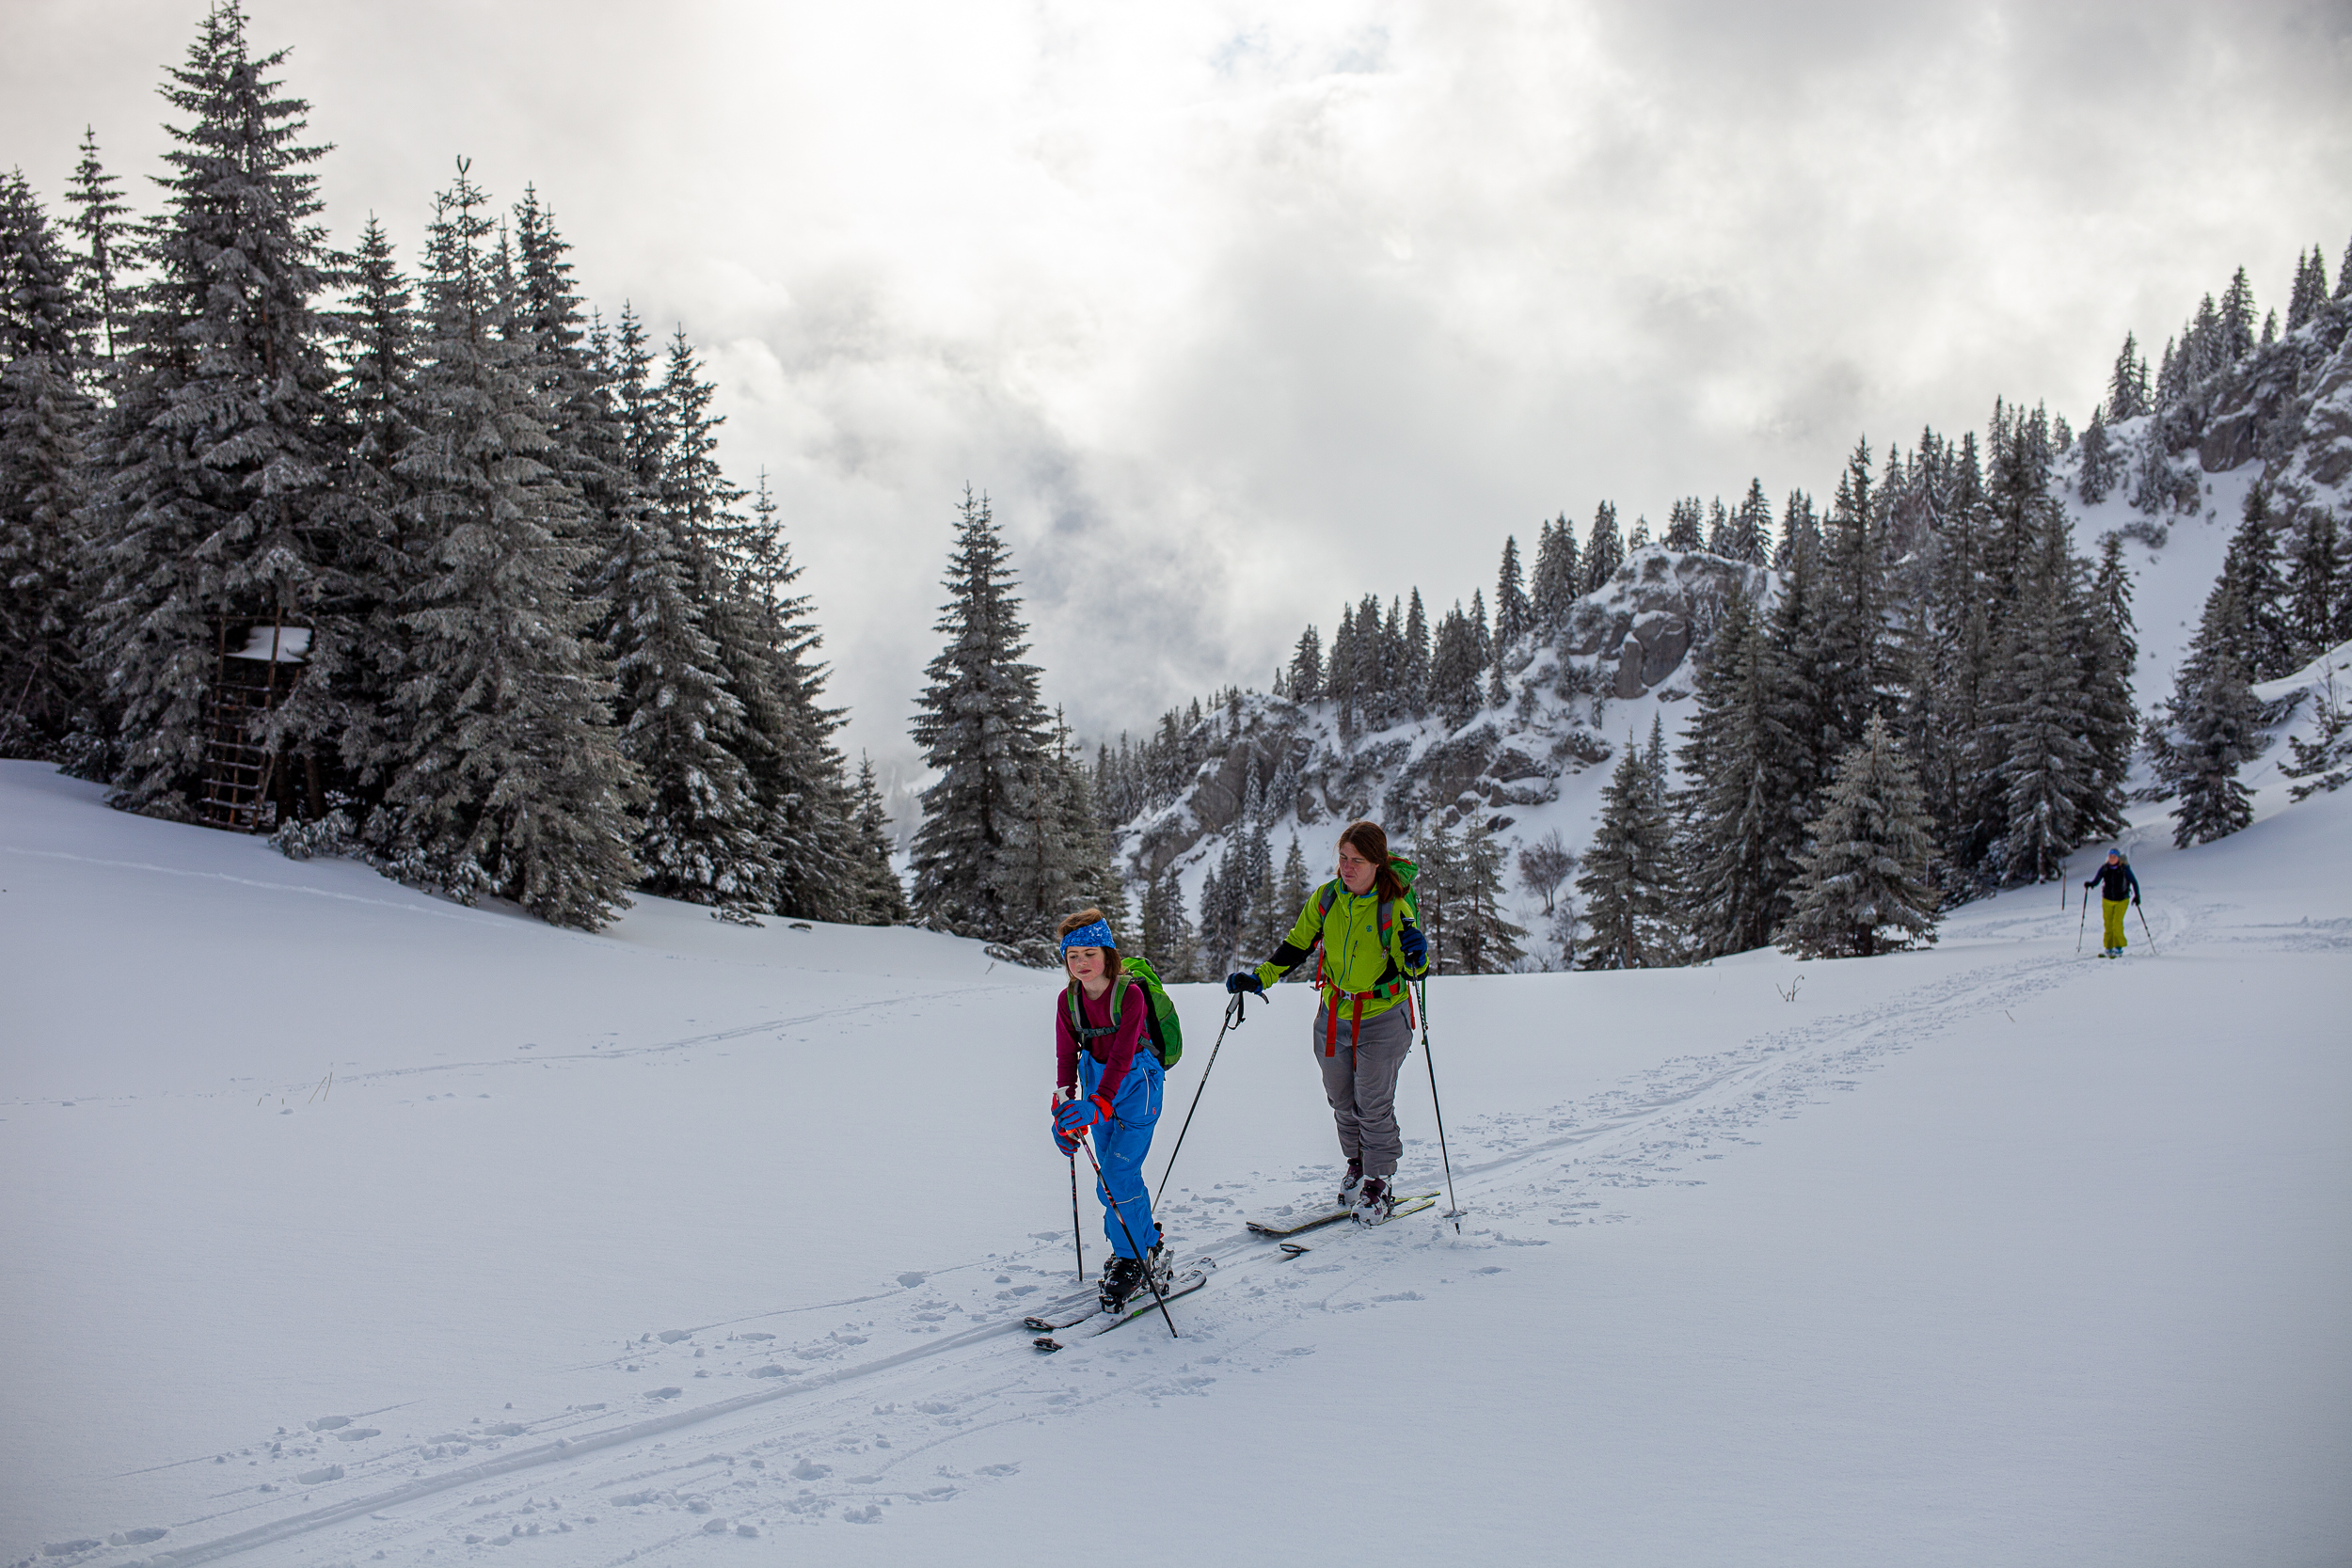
[1311,1001,1414,1177]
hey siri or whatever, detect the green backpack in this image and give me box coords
[1063,956,1184,1069]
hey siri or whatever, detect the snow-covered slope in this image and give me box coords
[4,759,2347,1566]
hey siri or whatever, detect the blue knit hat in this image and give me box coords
[1059,918,1116,952]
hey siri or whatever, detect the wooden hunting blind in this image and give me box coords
[199,617,312,832]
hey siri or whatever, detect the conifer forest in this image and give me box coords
[4,3,2348,971]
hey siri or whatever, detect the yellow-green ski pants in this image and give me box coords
[2103,898,2129,951]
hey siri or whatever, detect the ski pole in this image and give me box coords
[1079,1136,1179,1338]
[2076,883,2089,955]
[1153,990,1247,1207]
[2136,903,2156,954]
[1415,977,1461,1231]
[1070,1154,1084,1283]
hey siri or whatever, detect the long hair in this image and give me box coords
[1338,820,1408,902]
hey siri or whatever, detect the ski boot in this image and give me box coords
[1339,1157,1365,1208]
[1099,1254,1145,1314]
[1354,1175,1394,1224]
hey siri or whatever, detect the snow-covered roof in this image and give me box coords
[228,626,311,663]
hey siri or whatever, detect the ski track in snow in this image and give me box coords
[36,881,2281,1567]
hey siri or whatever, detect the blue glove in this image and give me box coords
[1399,925,1428,968]
[1054,1125,1082,1157]
[1055,1094,1112,1136]
[1225,971,1263,995]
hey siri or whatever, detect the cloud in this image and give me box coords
[5,0,2347,768]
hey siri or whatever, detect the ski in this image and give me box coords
[1023,1253,1209,1332]
[1031,1263,1211,1352]
[1358,1194,1438,1227]
[1246,1191,1438,1238]
[1020,1280,1112,1332]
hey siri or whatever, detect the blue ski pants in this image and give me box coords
[1076,1049,1164,1259]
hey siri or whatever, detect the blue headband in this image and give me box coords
[1060,919,1116,952]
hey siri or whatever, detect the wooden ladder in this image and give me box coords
[198,677,278,831]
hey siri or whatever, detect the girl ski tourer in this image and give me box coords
[1051,909,1168,1311]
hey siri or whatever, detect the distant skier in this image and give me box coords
[1226,820,1430,1221]
[2083,848,2143,958]
[1051,909,1167,1312]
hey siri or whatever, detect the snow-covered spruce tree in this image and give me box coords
[1020,707,1125,947]
[1808,438,1890,755]
[1726,479,1772,565]
[1773,488,1819,572]
[1275,834,1310,951]
[1775,715,1940,959]
[1240,820,1279,955]
[1581,500,1623,594]
[1428,600,1482,731]
[584,321,773,920]
[66,128,133,369]
[321,215,420,789]
[844,753,911,924]
[1760,517,1833,863]
[1660,497,1696,552]
[1439,816,1525,974]
[1673,587,1802,958]
[2106,333,2150,421]
[1576,736,1675,970]
[1489,534,1529,704]
[2075,405,2121,504]
[2150,571,2265,847]
[2282,511,2341,660]
[2080,533,2139,829]
[1409,814,1458,959]
[79,3,352,813]
[0,173,95,757]
[909,487,1050,943]
[373,164,642,928]
[1990,536,2092,886]
[659,330,855,919]
[1138,867,1200,983]
[1328,602,1359,742]
[1530,515,1579,638]
[1401,588,1431,716]
[2217,485,2295,681]
[1288,623,1323,702]
[607,450,770,917]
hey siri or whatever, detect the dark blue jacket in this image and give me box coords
[2085,863,2141,903]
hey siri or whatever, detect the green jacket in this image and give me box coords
[1253,879,1428,1019]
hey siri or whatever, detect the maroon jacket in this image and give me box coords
[1055,978,1150,1103]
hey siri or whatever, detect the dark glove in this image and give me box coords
[1399,925,1428,968]
[1225,971,1263,995]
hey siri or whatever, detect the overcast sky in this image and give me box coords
[7,1,2350,773]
